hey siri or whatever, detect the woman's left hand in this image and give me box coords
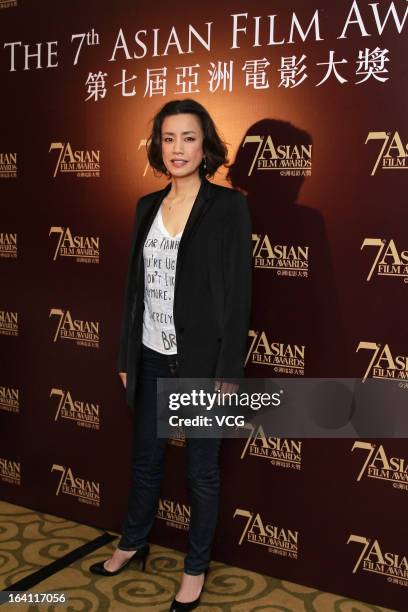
[214,380,239,394]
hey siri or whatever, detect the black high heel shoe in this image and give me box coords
[89,543,150,576]
[169,569,208,611]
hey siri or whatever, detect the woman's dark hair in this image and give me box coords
[147,99,228,178]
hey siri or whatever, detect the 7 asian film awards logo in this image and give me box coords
[0,386,19,413]
[0,153,17,177]
[241,424,302,471]
[366,130,408,176]
[0,457,21,485]
[253,233,309,278]
[167,427,186,447]
[348,534,408,587]
[357,341,408,383]
[49,227,100,264]
[234,508,298,560]
[49,142,100,178]
[50,388,100,430]
[361,238,408,282]
[352,441,408,493]
[49,309,99,348]
[51,464,100,507]
[246,330,305,375]
[243,135,312,177]
[0,233,17,258]
[0,311,18,337]
[156,498,190,531]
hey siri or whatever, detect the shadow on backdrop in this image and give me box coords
[228,119,348,378]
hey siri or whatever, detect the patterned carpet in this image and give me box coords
[0,501,395,611]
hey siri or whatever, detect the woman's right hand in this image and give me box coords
[119,372,127,388]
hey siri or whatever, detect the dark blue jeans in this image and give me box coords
[118,343,222,575]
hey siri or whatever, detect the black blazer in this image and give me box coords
[117,177,252,408]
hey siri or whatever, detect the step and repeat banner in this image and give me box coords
[1,1,407,608]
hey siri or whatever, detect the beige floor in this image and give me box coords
[0,501,395,611]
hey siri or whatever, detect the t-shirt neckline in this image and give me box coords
[158,205,183,239]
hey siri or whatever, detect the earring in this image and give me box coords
[203,156,207,170]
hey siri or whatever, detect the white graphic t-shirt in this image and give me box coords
[142,205,182,354]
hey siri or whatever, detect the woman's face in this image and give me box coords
[161,113,204,179]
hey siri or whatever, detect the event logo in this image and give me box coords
[347,535,408,586]
[51,464,100,506]
[246,330,305,375]
[0,457,20,485]
[352,441,408,492]
[0,153,17,177]
[241,424,302,470]
[156,498,190,531]
[361,238,408,282]
[366,131,408,176]
[242,135,312,177]
[234,508,298,559]
[0,386,19,414]
[167,427,186,447]
[49,227,100,263]
[50,388,100,430]
[253,233,309,277]
[138,138,151,176]
[0,311,18,337]
[356,342,408,383]
[49,142,100,178]
[49,309,99,348]
[0,233,17,258]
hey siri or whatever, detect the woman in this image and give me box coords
[90,99,252,611]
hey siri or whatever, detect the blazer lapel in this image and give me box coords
[133,182,171,285]
[140,182,171,246]
[175,177,214,293]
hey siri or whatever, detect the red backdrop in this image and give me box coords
[1,1,408,608]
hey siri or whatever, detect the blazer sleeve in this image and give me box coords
[117,198,145,373]
[215,191,252,381]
